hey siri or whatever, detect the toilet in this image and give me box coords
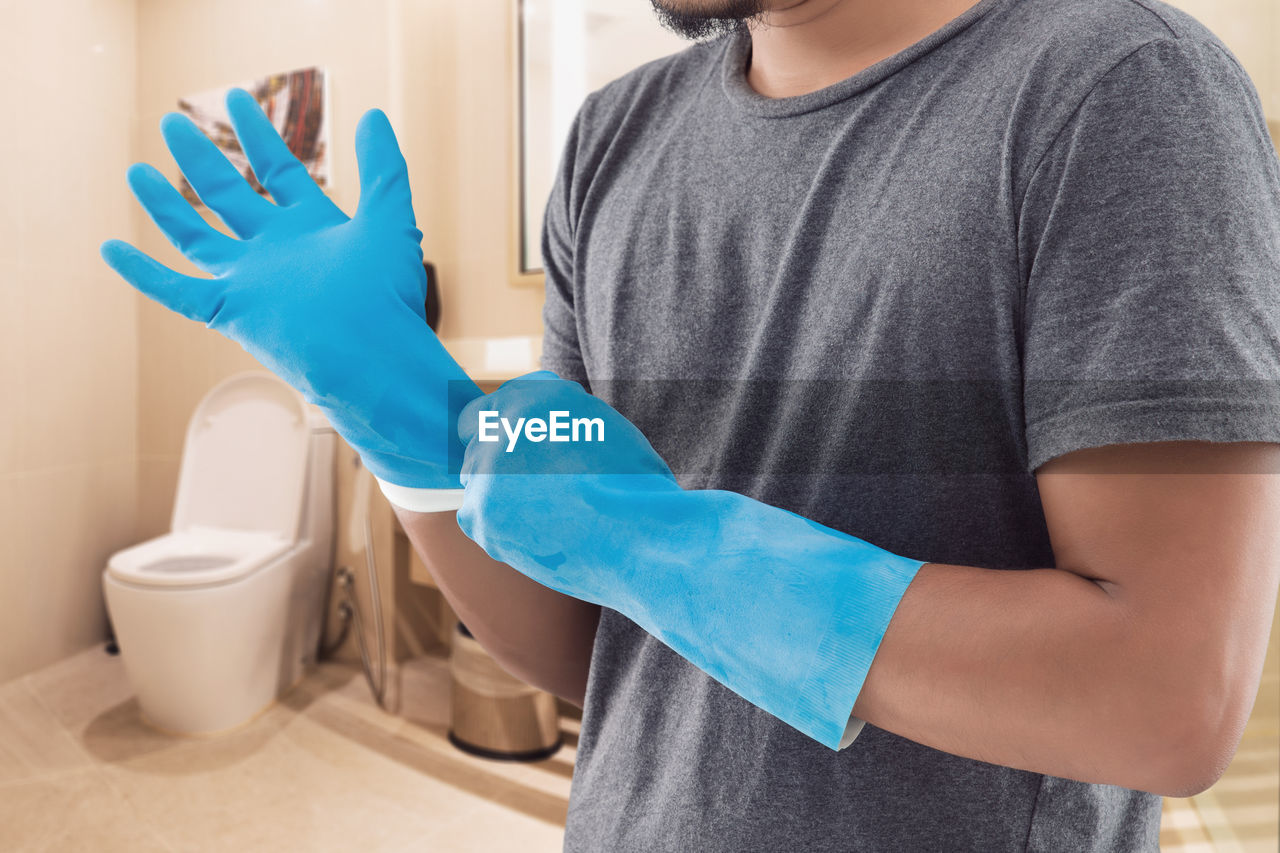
[104,371,336,735]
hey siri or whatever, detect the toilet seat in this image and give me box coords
[107,526,292,588]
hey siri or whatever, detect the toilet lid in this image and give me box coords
[171,372,310,540]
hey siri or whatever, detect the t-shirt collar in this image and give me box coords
[719,0,1013,118]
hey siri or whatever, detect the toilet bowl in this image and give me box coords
[104,371,336,735]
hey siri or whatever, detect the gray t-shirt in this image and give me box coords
[539,0,1280,849]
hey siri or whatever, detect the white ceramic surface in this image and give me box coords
[103,372,335,735]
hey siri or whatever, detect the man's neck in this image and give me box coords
[746,0,984,98]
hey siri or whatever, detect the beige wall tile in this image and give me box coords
[0,474,33,684]
[135,0,391,217]
[401,0,547,340]
[1,0,139,681]
[137,298,213,458]
[21,460,136,675]
[0,266,26,476]
[12,0,138,285]
[23,272,137,471]
[21,275,100,470]
[0,13,31,264]
[136,454,181,541]
[15,0,139,471]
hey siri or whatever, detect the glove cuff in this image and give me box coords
[792,549,925,749]
[375,478,466,513]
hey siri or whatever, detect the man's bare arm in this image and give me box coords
[394,507,600,707]
[855,441,1280,797]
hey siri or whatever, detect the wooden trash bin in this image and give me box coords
[448,622,562,761]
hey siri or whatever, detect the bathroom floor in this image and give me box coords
[0,648,573,852]
[1,643,1275,852]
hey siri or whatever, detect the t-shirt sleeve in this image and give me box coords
[1018,37,1280,472]
[539,99,591,387]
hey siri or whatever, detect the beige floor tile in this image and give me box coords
[0,768,171,853]
[415,799,566,853]
[304,659,574,830]
[297,676,566,851]
[397,655,453,730]
[298,684,514,810]
[25,646,136,734]
[0,678,91,784]
[299,659,400,718]
[102,707,475,852]
[1241,837,1280,853]
[25,644,259,767]
[107,691,307,770]
[393,723,576,828]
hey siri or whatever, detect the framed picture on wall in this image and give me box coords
[176,67,330,206]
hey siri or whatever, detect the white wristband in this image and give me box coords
[838,715,867,750]
[374,479,466,513]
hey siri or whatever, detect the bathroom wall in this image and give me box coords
[0,0,141,683]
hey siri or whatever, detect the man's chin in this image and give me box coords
[649,0,767,40]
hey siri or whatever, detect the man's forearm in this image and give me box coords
[855,561,1232,797]
[394,507,600,707]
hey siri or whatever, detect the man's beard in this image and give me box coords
[649,0,768,40]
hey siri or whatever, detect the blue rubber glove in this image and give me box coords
[100,89,481,511]
[457,372,925,750]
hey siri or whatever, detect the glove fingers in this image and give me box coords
[225,88,325,207]
[126,163,240,271]
[99,239,222,323]
[353,109,417,225]
[159,112,274,238]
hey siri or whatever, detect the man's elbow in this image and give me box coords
[1134,673,1251,798]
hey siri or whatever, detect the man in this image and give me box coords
[415,0,1280,848]
[103,0,1280,849]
